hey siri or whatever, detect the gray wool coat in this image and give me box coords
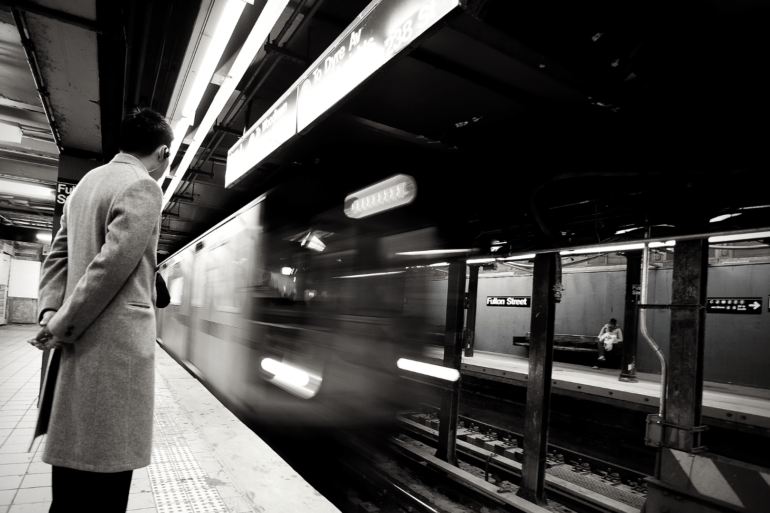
[35,153,162,472]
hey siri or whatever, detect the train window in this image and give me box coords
[168,263,184,306]
[212,239,244,312]
[191,252,206,308]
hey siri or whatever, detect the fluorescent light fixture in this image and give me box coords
[396,249,474,256]
[397,359,460,382]
[467,258,496,264]
[0,179,55,199]
[281,267,293,275]
[710,213,741,223]
[615,227,638,234]
[709,231,770,243]
[182,0,245,122]
[499,254,536,261]
[161,0,249,183]
[36,232,52,243]
[560,241,675,256]
[261,358,310,387]
[335,271,405,279]
[490,245,503,252]
[429,262,450,267]
[162,0,292,209]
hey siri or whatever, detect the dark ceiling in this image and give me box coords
[152,0,770,260]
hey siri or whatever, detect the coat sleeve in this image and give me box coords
[46,179,162,342]
[38,206,69,323]
[598,324,607,338]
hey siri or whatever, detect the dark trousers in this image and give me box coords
[50,466,133,513]
[597,340,607,358]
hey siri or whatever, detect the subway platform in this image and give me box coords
[425,347,770,430]
[0,324,339,513]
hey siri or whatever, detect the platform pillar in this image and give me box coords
[435,261,466,465]
[464,265,480,357]
[645,239,712,513]
[619,250,642,382]
[517,253,556,506]
[664,238,708,451]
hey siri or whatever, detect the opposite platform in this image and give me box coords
[424,347,770,430]
[0,324,339,513]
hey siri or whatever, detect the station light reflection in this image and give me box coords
[397,359,460,381]
[396,249,475,255]
[709,230,770,243]
[334,271,406,279]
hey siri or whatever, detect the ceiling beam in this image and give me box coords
[1,0,108,35]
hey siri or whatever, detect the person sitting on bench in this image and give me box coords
[593,318,623,369]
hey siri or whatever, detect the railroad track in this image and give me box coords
[395,411,646,513]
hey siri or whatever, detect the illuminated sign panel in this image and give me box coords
[297,0,460,132]
[226,89,297,187]
[226,0,461,187]
[344,174,417,218]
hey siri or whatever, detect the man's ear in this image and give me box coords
[159,145,170,161]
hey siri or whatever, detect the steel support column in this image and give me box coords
[517,253,556,506]
[665,239,708,450]
[619,250,642,382]
[435,261,466,465]
[645,239,716,512]
[464,265,480,357]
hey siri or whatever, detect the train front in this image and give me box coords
[247,170,453,439]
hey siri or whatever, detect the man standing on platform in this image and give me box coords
[29,109,172,512]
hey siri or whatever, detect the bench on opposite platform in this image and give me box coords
[513,332,602,352]
[513,333,623,367]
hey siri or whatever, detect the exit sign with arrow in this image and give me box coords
[706,297,763,315]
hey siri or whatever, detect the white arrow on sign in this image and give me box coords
[750,301,761,310]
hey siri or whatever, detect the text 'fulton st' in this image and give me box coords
[486,296,531,307]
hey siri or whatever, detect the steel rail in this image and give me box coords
[497,226,770,260]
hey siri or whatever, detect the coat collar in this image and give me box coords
[111,153,149,174]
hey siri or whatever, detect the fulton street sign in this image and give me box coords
[486,296,531,308]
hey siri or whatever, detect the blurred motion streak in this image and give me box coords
[397,359,460,381]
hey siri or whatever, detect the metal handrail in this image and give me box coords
[639,236,667,422]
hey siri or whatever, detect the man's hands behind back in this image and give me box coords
[29,310,62,350]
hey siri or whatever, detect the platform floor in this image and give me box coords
[425,347,770,430]
[0,324,339,513]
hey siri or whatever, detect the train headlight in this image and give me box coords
[261,358,310,387]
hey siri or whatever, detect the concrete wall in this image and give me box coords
[9,297,38,324]
[420,262,770,389]
[636,264,770,389]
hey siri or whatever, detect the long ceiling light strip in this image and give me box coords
[162,0,292,210]
[0,179,55,198]
[160,0,248,185]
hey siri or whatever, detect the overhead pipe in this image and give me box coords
[498,225,770,261]
[11,8,63,153]
[130,2,154,109]
[638,228,667,479]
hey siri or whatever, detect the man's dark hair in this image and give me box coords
[610,318,617,324]
[119,108,173,156]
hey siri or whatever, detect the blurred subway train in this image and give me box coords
[156,156,461,434]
